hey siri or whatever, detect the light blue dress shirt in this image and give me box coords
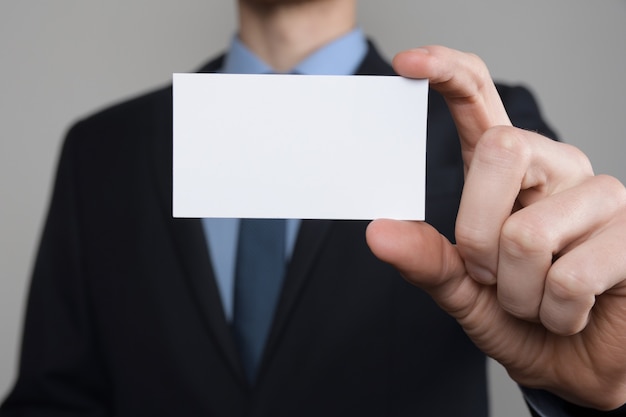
[202,28,368,321]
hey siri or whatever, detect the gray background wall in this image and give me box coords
[1,1,625,415]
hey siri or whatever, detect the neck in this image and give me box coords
[237,0,357,72]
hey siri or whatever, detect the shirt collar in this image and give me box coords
[222,28,367,75]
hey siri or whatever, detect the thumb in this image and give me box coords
[366,219,483,321]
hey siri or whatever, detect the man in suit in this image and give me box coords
[2,0,626,415]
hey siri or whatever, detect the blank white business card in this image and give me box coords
[173,73,428,220]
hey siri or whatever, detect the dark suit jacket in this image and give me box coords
[1,43,560,416]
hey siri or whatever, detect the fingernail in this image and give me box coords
[410,47,430,54]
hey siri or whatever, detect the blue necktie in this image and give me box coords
[233,218,286,383]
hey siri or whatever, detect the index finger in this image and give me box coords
[393,46,511,159]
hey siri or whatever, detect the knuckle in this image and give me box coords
[466,51,490,75]
[546,263,597,302]
[563,143,594,176]
[595,174,626,206]
[475,127,531,169]
[500,216,553,259]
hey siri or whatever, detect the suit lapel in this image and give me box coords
[168,219,247,384]
[149,62,248,385]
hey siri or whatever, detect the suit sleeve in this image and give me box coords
[0,123,110,416]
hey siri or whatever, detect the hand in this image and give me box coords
[366,46,626,410]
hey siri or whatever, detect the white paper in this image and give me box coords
[173,73,428,220]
